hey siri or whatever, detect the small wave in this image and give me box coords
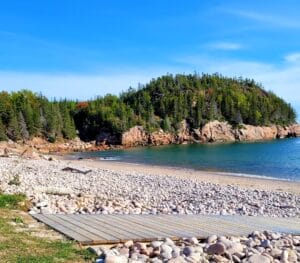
[99,156,121,161]
[215,171,294,182]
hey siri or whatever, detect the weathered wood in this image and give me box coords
[54,214,118,241]
[33,214,93,243]
[32,214,300,245]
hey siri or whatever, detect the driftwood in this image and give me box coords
[62,167,92,175]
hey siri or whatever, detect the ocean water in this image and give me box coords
[74,138,300,181]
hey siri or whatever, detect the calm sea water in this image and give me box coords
[75,138,300,181]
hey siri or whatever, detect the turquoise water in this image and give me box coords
[75,138,300,181]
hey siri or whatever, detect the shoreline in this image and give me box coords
[63,157,300,195]
[1,155,299,217]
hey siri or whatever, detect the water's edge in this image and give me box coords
[69,138,300,182]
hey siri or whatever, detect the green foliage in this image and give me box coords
[0,90,77,142]
[0,74,297,142]
[121,73,296,129]
[0,194,26,209]
[0,117,7,141]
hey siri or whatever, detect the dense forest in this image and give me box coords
[0,74,297,142]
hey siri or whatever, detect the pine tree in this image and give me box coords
[0,118,7,141]
[7,112,21,141]
[18,111,29,140]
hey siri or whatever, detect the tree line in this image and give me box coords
[0,74,297,142]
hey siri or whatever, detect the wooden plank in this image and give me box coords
[125,215,195,237]
[197,215,255,236]
[49,214,107,242]
[109,215,175,238]
[90,215,160,239]
[55,214,119,242]
[32,214,300,245]
[32,214,92,243]
[148,215,209,238]
[159,215,241,237]
[75,215,147,241]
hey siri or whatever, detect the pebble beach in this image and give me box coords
[1,156,300,262]
[0,156,299,217]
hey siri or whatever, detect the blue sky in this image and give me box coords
[1,1,300,119]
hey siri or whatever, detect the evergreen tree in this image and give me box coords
[7,111,20,141]
[18,111,29,140]
[0,118,7,141]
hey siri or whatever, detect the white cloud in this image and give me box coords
[227,10,300,28]
[207,42,243,51]
[285,52,300,63]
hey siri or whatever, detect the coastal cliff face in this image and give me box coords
[119,121,300,147]
[1,121,299,158]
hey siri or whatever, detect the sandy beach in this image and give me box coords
[65,158,300,195]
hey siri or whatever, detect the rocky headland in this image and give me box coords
[118,121,300,147]
[0,121,299,156]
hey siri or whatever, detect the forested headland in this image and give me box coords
[0,73,296,143]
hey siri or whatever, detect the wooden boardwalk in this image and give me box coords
[32,214,300,245]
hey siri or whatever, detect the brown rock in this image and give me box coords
[121,126,148,147]
[149,129,175,146]
[207,242,226,255]
[21,148,40,159]
[201,121,235,142]
[237,125,277,141]
[177,120,192,142]
[290,124,300,137]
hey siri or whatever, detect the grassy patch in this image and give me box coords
[0,193,26,209]
[0,195,95,262]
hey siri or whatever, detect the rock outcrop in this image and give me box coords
[200,121,300,143]
[201,121,236,143]
[176,120,192,143]
[1,121,299,154]
[120,121,300,147]
[237,125,278,141]
[121,126,149,147]
[149,129,175,146]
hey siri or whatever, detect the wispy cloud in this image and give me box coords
[285,52,300,63]
[207,42,243,51]
[227,10,300,28]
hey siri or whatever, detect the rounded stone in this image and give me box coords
[243,254,271,263]
[207,235,218,243]
[182,246,194,257]
[207,242,226,255]
[151,241,163,248]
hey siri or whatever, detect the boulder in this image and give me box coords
[290,124,300,137]
[149,129,175,146]
[121,126,148,147]
[201,121,235,142]
[237,125,277,141]
[177,120,192,142]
